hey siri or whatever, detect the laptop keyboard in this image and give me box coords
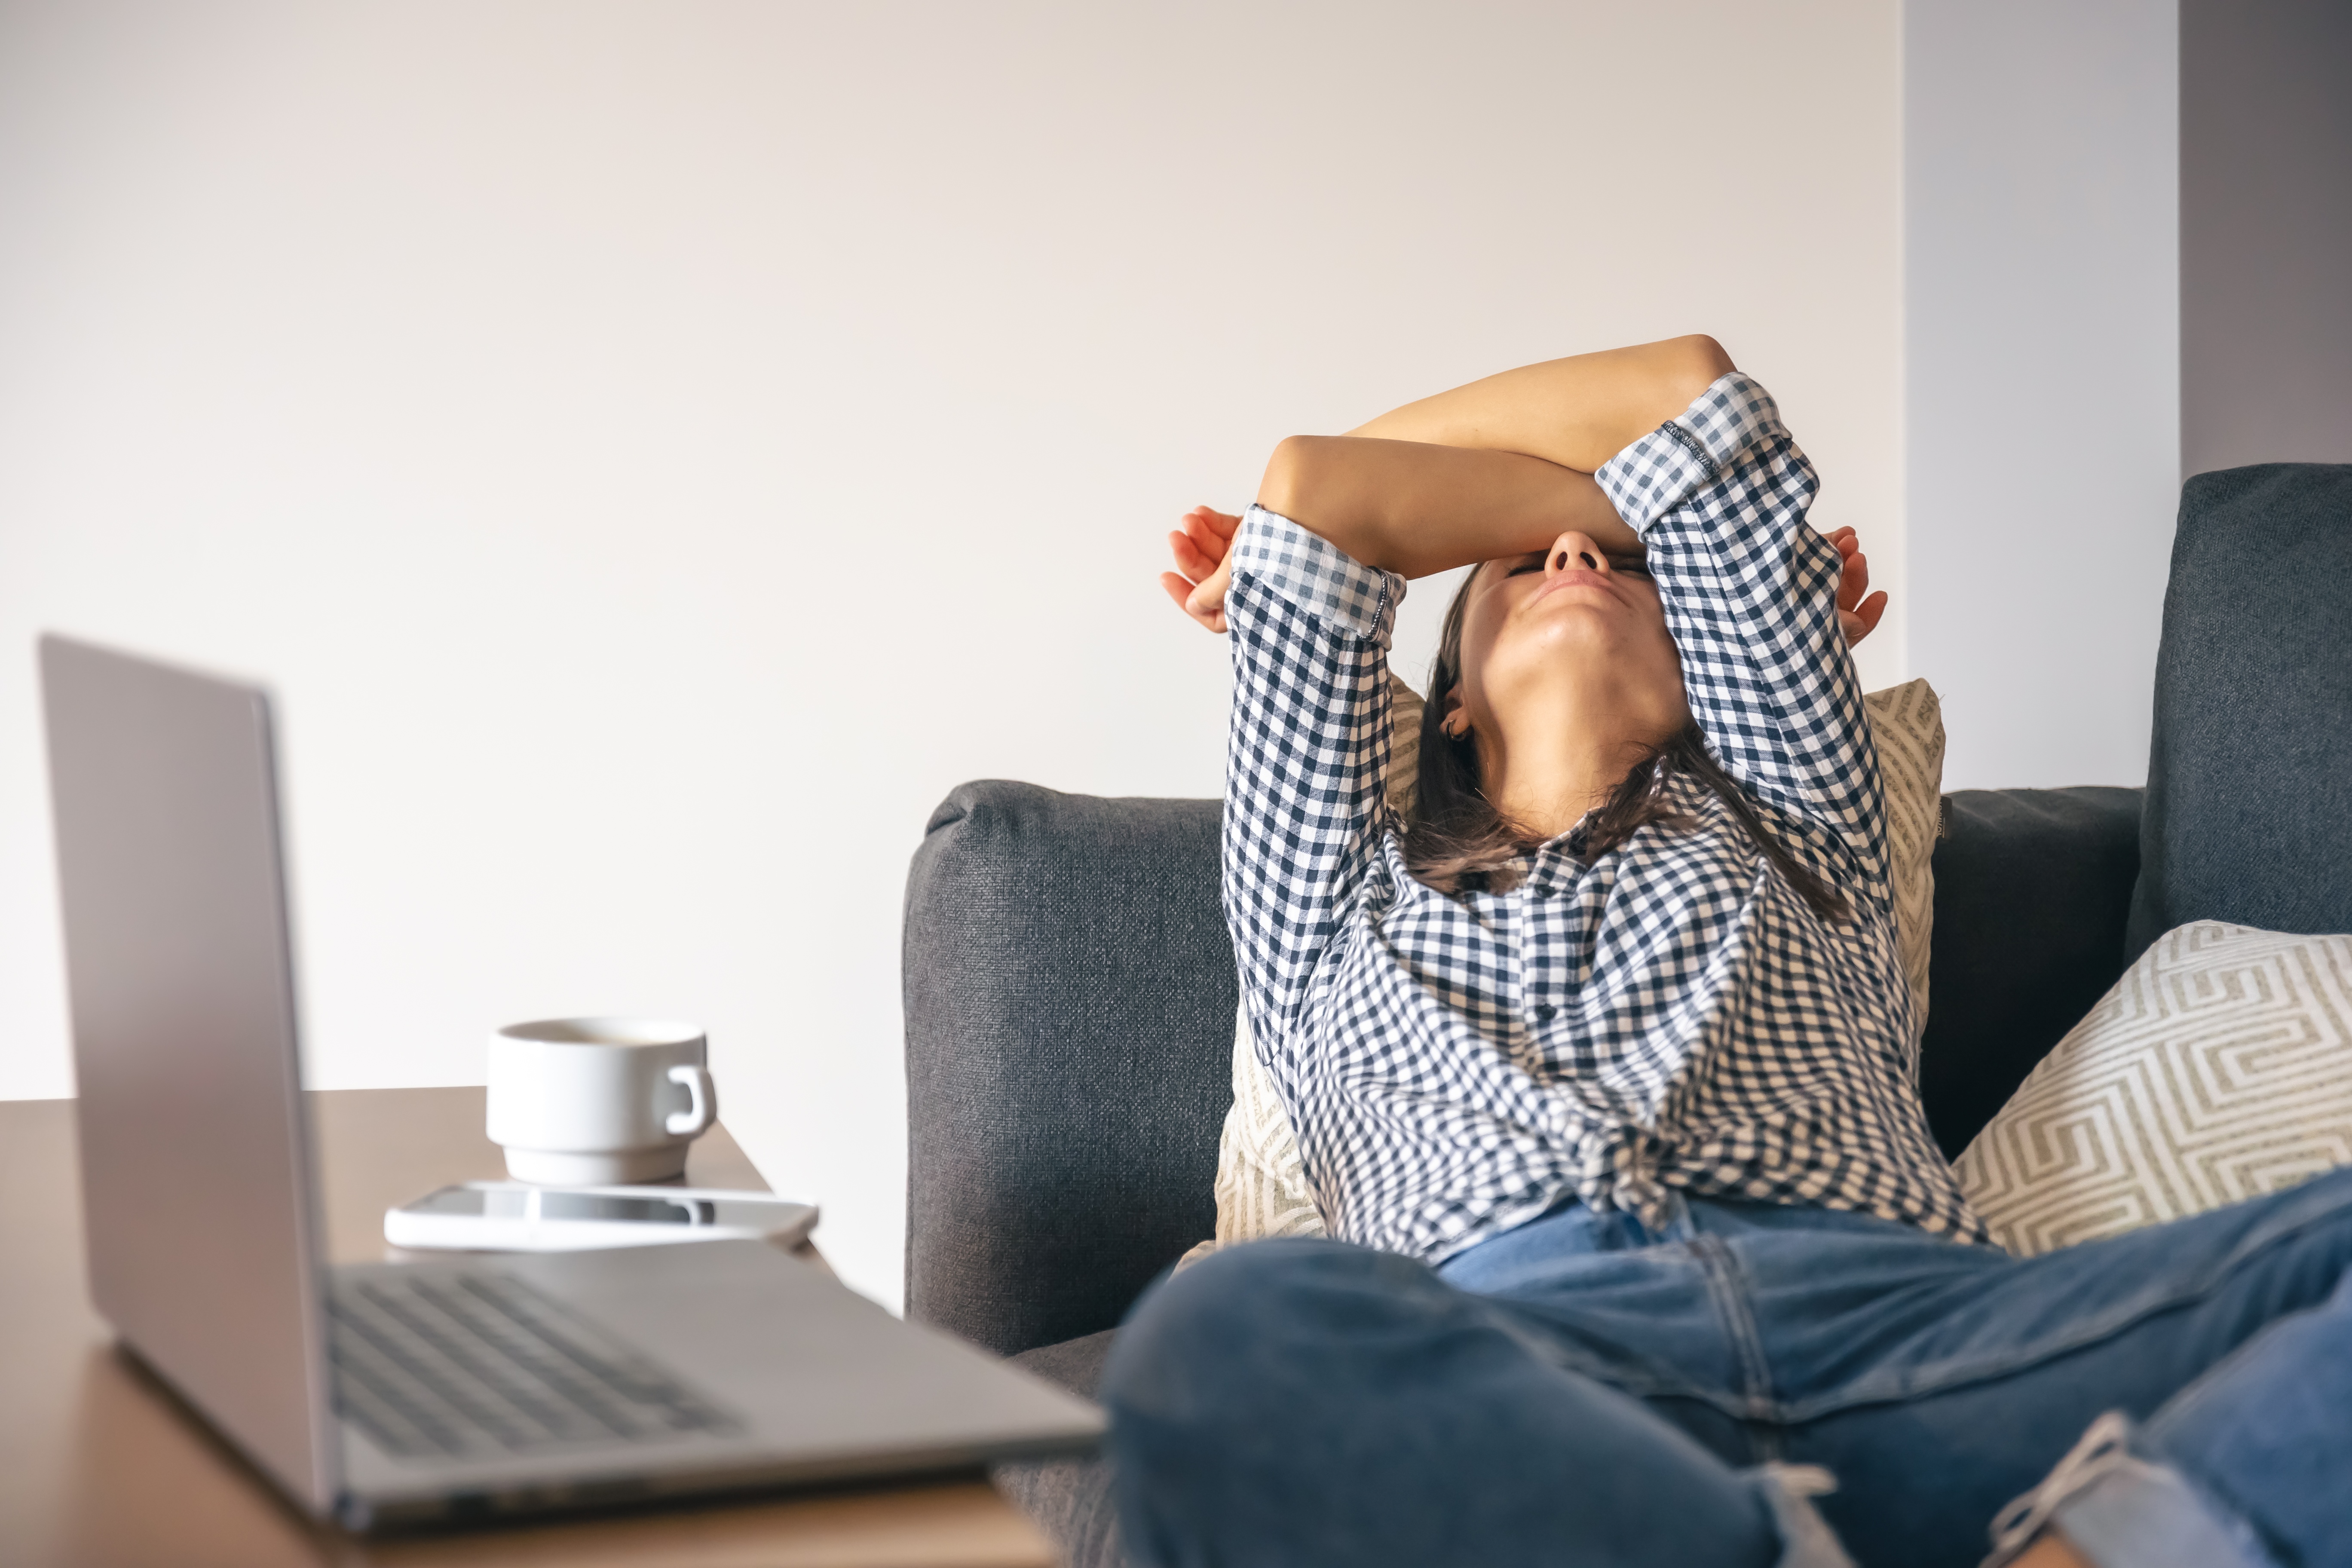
[328,1270,742,1461]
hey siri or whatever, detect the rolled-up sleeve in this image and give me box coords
[1594,373,1888,881]
[1222,505,1404,1060]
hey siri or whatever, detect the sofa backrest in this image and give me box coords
[1921,787,2143,1157]
[2127,462,2352,960]
[903,778,2145,1354]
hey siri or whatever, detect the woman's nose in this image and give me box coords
[1546,531,1610,577]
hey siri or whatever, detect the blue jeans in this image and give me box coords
[1101,1170,2352,1568]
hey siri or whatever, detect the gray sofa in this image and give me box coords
[903,463,2352,1565]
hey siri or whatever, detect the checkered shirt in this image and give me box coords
[1223,371,1989,1263]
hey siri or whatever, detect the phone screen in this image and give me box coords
[407,1188,766,1226]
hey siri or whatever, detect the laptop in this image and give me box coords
[38,633,1103,1532]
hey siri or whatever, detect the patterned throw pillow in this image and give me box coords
[1190,677,1949,1258]
[1956,922,2352,1256]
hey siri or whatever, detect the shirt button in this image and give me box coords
[1533,1004,1557,1023]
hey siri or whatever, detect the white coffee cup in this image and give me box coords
[485,1017,719,1185]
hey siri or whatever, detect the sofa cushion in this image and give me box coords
[2126,463,2352,961]
[1955,922,2352,1255]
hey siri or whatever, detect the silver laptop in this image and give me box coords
[39,633,1102,1532]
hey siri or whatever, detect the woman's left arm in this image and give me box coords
[1345,334,1735,472]
[1597,374,1890,871]
[1165,337,1726,623]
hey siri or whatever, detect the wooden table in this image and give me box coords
[0,1090,1056,1568]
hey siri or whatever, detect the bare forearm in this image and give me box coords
[1255,437,1635,579]
[1346,335,1733,472]
[1251,334,1729,579]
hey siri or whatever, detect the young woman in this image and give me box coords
[1114,337,2352,1568]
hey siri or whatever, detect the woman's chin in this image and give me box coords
[1512,606,1636,661]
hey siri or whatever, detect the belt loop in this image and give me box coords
[1655,1187,1695,1244]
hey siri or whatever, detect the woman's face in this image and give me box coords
[1449,530,1691,755]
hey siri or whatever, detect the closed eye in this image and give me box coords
[1505,555,1651,578]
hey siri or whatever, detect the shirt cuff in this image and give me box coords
[1230,504,1404,645]
[1594,372,1789,534]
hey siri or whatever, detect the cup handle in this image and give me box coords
[666,1064,717,1138]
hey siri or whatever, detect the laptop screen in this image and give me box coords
[40,634,340,1516]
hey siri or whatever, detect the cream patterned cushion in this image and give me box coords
[1186,677,1948,1261]
[1955,922,2352,1256]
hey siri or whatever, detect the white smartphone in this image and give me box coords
[383,1182,819,1253]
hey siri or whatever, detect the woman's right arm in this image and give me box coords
[1219,506,1402,1051]
[1254,438,1634,581]
[1166,442,1632,628]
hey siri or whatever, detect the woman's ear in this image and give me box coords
[1441,693,1470,740]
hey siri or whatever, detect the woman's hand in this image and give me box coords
[1161,505,1240,634]
[1828,527,1888,646]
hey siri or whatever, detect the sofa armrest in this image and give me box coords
[903,781,1234,1357]
[1918,786,2145,1158]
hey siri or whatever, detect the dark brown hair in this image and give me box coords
[1400,567,1847,921]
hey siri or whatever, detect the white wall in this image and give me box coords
[0,0,1906,1310]
[1903,0,2180,791]
[2181,0,2352,477]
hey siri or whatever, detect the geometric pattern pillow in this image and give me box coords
[1868,677,1946,1035]
[1189,677,1949,1262]
[1954,922,2352,1256]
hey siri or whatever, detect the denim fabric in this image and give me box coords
[1102,1170,2352,1568]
